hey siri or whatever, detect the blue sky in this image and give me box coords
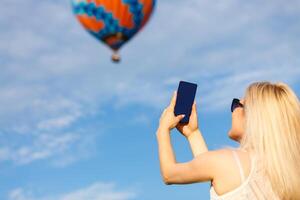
[1,0,300,199]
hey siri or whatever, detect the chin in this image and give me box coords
[228,130,240,142]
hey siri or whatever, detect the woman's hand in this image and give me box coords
[176,101,199,139]
[158,91,185,132]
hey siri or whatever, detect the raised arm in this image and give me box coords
[157,91,216,185]
[156,126,228,185]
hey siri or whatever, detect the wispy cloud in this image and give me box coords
[8,182,137,200]
[0,131,94,166]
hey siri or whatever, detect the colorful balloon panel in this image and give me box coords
[72,0,156,51]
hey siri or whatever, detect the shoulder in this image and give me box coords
[210,147,251,177]
[191,148,236,178]
[211,148,252,195]
[195,148,235,164]
[178,148,236,183]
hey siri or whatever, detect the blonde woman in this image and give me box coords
[156,81,300,200]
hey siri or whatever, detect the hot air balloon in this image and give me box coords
[71,0,156,63]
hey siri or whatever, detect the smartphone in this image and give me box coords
[174,81,197,123]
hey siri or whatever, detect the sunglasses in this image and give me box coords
[231,98,244,112]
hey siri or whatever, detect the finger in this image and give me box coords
[175,114,185,123]
[189,104,197,121]
[169,91,177,110]
[192,101,197,113]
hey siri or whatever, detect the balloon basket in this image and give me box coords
[111,51,121,63]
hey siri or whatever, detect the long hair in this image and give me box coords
[239,81,300,199]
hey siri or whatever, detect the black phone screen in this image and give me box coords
[174,81,197,123]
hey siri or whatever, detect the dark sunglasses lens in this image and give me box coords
[231,103,238,112]
[231,99,240,112]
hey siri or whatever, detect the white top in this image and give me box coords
[210,148,280,200]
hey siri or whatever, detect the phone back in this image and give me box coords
[174,81,197,123]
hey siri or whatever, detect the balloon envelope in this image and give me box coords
[72,0,156,62]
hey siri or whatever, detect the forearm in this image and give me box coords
[156,128,176,181]
[187,129,208,157]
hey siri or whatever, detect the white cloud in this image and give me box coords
[0,0,299,165]
[8,182,137,200]
[0,133,81,165]
[37,114,81,131]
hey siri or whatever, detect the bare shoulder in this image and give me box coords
[195,147,250,167]
[196,148,235,164]
[191,148,235,178]
[211,148,252,195]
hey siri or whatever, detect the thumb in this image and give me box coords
[175,114,185,123]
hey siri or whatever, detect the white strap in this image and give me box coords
[232,150,245,183]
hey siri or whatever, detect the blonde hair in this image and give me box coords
[240,81,300,200]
